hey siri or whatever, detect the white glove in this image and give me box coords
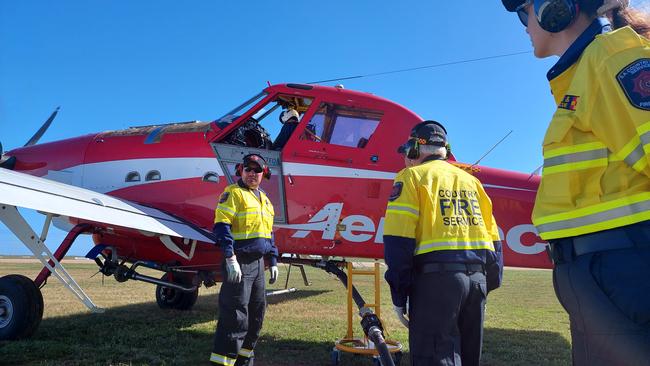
[225,255,242,283]
[394,305,409,328]
[269,265,279,284]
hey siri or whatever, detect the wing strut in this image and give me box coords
[0,205,104,313]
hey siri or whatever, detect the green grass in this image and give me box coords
[0,262,571,365]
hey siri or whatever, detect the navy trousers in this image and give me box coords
[212,257,266,366]
[409,269,487,366]
[551,241,650,365]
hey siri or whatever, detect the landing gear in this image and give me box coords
[155,273,198,310]
[0,275,44,340]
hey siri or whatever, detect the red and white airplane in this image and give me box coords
[0,83,545,341]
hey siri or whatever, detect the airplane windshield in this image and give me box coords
[214,91,267,128]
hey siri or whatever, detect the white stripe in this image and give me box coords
[44,157,224,194]
[483,184,537,193]
[282,162,396,180]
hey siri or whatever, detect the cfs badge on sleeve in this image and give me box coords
[219,192,230,203]
[389,182,403,201]
[617,58,650,110]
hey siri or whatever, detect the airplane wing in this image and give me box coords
[0,167,214,243]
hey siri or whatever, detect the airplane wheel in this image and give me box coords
[155,273,198,310]
[0,274,44,340]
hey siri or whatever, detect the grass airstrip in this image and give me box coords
[0,260,571,365]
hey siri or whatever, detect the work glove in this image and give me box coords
[393,304,409,328]
[269,265,279,284]
[225,255,242,283]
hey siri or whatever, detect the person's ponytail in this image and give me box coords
[579,0,650,38]
[611,6,650,38]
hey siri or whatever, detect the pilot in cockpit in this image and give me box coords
[272,106,301,150]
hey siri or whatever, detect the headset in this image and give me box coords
[534,0,579,33]
[235,153,272,179]
[404,120,450,160]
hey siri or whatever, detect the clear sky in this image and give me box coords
[1,1,646,256]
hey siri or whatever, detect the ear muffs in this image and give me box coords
[404,120,449,160]
[534,0,578,33]
[405,139,420,160]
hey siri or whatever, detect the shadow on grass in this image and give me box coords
[0,289,329,366]
[252,327,571,366]
[482,327,571,366]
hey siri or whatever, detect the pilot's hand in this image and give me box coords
[393,304,409,328]
[269,265,279,284]
[225,255,242,283]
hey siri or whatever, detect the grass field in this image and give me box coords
[0,261,571,366]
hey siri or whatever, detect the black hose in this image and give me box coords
[367,326,395,366]
[318,261,396,366]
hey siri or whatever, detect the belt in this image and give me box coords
[547,222,650,265]
[418,262,485,274]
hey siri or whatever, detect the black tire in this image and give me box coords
[0,274,44,340]
[155,273,198,310]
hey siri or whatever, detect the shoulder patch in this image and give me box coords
[219,192,230,203]
[558,95,579,111]
[617,58,650,110]
[389,182,403,201]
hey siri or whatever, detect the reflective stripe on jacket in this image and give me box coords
[533,26,650,240]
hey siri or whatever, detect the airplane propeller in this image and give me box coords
[24,106,60,147]
[0,106,59,170]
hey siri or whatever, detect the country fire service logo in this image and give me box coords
[617,58,650,110]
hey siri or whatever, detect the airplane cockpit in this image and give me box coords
[215,93,313,151]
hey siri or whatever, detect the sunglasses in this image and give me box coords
[516,0,533,27]
[243,166,263,173]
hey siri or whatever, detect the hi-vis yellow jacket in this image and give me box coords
[213,180,277,265]
[533,26,650,240]
[384,160,500,254]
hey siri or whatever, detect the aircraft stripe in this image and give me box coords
[282,162,396,180]
[482,184,537,192]
[44,157,224,194]
[44,158,539,196]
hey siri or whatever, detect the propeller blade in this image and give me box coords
[24,106,60,147]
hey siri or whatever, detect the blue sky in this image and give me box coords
[0,1,632,255]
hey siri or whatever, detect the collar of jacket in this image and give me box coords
[547,17,612,81]
[421,155,446,164]
[237,178,265,193]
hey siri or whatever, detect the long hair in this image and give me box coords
[579,0,650,38]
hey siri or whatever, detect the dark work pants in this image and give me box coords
[212,257,266,366]
[409,270,487,366]
[552,244,650,365]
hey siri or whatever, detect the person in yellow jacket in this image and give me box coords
[210,153,279,366]
[384,120,503,366]
[501,0,650,364]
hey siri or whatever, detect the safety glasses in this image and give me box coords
[516,0,533,27]
[244,166,263,173]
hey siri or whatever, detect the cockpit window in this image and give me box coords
[214,91,268,128]
[221,94,314,150]
[300,103,382,148]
